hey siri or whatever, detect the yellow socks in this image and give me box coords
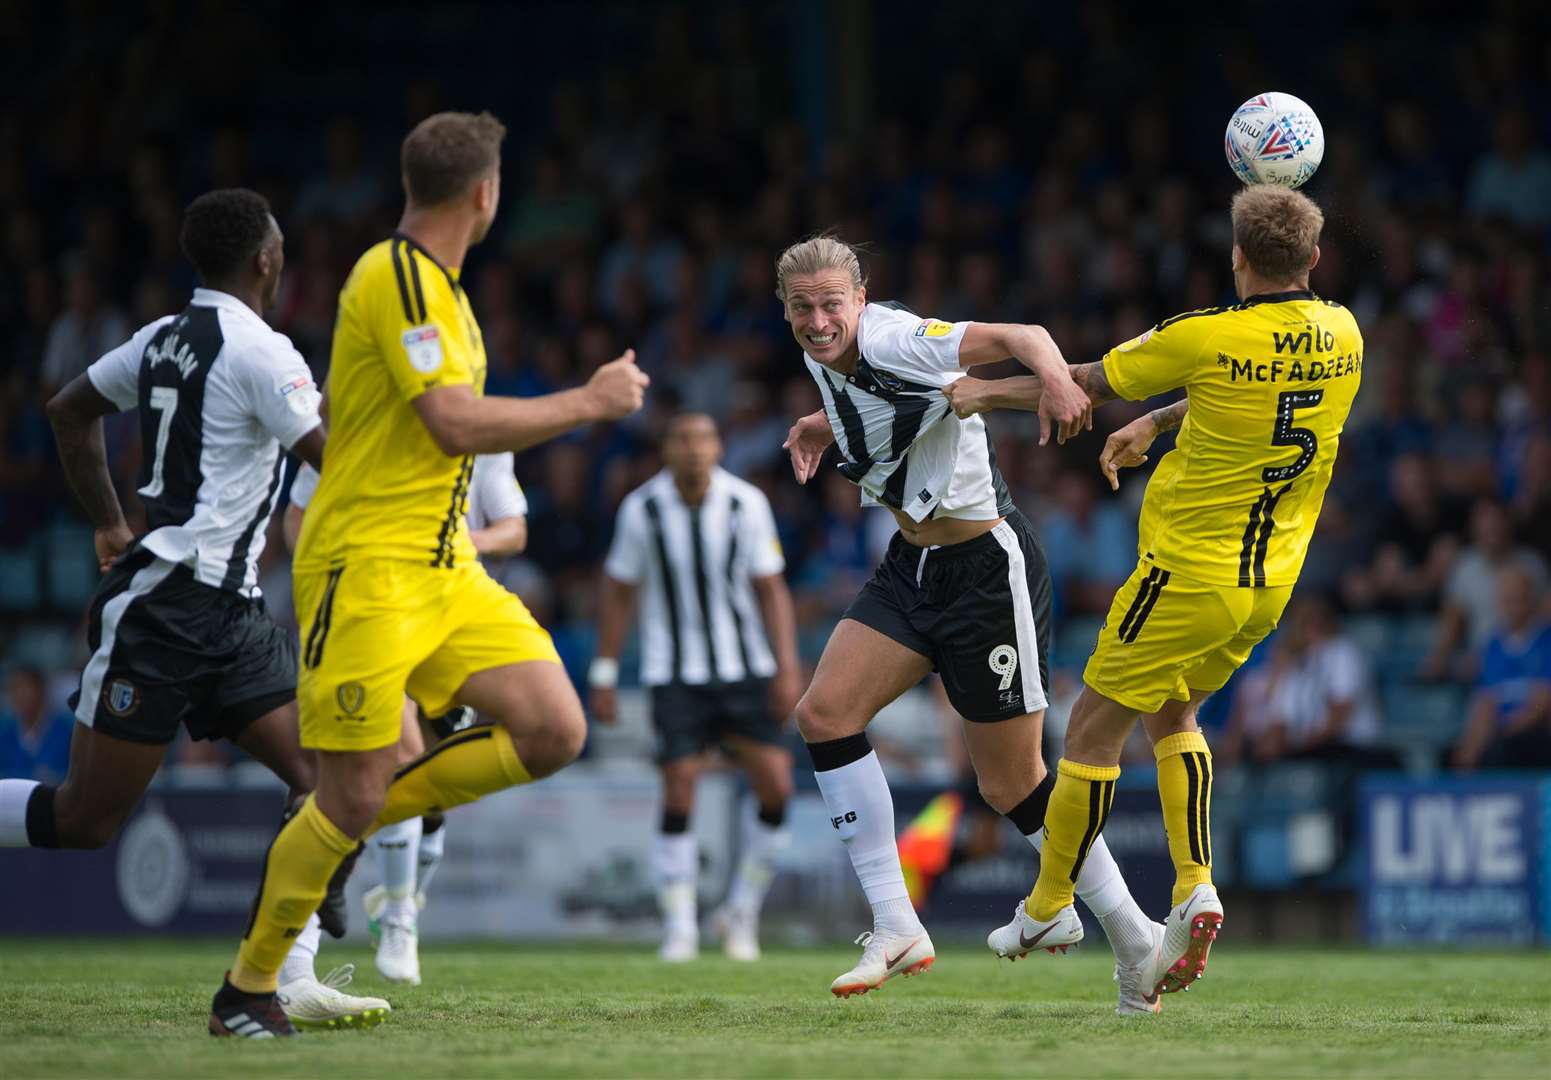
[1026,759,1120,921]
[229,727,534,993]
[232,795,356,993]
[371,724,531,833]
[1155,730,1214,906]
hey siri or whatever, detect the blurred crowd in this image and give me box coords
[1,2,1547,783]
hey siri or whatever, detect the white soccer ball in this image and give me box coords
[1224,92,1324,189]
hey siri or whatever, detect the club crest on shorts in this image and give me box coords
[105,678,139,716]
[336,681,366,715]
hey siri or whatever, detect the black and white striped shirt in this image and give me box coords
[86,289,322,596]
[805,302,1013,523]
[605,468,785,687]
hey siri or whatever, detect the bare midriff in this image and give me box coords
[890,508,1002,548]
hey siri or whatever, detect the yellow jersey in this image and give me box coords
[1101,290,1362,588]
[294,235,486,572]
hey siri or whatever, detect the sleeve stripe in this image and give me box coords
[406,246,428,323]
[1156,304,1232,332]
[389,239,417,322]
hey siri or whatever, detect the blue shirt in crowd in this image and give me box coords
[1478,621,1551,729]
[0,707,74,783]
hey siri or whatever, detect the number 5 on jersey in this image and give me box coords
[1239,389,1322,587]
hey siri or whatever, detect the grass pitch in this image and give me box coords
[0,939,1546,1078]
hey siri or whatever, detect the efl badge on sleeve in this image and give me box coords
[402,325,444,373]
[914,319,954,338]
[1118,328,1154,352]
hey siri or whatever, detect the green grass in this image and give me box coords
[0,939,1547,1078]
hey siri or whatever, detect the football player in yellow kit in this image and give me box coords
[946,185,1361,1010]
[208,112,648,1037]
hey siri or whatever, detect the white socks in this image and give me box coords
[417,820,446,899]
[654,830,698,934]
[1026,829,1153,965]
[375,816,422,901]
[279,914,322,986]
[0,779,39,847]
[810,738,922,937]
[724,807,789,917]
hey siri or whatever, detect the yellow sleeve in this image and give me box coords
[365,242,476,402]
[1100,310,1218,401]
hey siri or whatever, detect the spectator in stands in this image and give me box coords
[1451,566,1551,770]
[39,262,129,395]
[1343,454,1461,613]
[1037,469,1136,617]
[1238,595,1393,769]
[293,115,387,226]
[0,666,73,783]
[1423,499,1549,681]
[1466,108,1551,228]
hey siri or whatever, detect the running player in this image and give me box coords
[0,188,387,1030]
[946,186,1359,1006]
[778,237,1159,1009]
[289,452,528,986]
[207,113,647,1037]
[592,412,801,963]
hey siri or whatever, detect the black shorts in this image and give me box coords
[648,678,781,764]
[842,510,1052,722]
[68,547,298,745]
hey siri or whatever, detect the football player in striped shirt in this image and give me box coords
[946,185,1361,1007]
[779,237,1160,1011]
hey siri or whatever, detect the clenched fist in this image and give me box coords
[587,349,650,420]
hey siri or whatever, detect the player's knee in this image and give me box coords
[519,709,587,780]
[330,786,388,836]
[794,693,854,743]
[974,772,1024,816]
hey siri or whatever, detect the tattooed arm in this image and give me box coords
[1098,397,1189,491]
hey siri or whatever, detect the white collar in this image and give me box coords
[191,287,264,325]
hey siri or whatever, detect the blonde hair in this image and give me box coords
[1231,186,1324,283]
[774,235,866,301]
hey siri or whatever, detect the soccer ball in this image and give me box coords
[1224,92,1324,189]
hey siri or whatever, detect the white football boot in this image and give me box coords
[1114,920,1168,1016]
[711,905,761,963]
[279,964,391,1031]
[830,927,935,998]
[1141,884,1223,998]
[659,925,699,963]
[986,901,1084,961]
[375,913,422,986]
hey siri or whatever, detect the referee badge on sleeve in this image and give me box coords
[402,325,444,373]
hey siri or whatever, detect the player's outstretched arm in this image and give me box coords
[782,409,834,485]
[957,322,1090,445]
[46,374,132,571]
[414,349,648,457]
[1098,398,1188,491]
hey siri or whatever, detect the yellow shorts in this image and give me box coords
[295,559,561,751]
[1083,560,1293,714]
